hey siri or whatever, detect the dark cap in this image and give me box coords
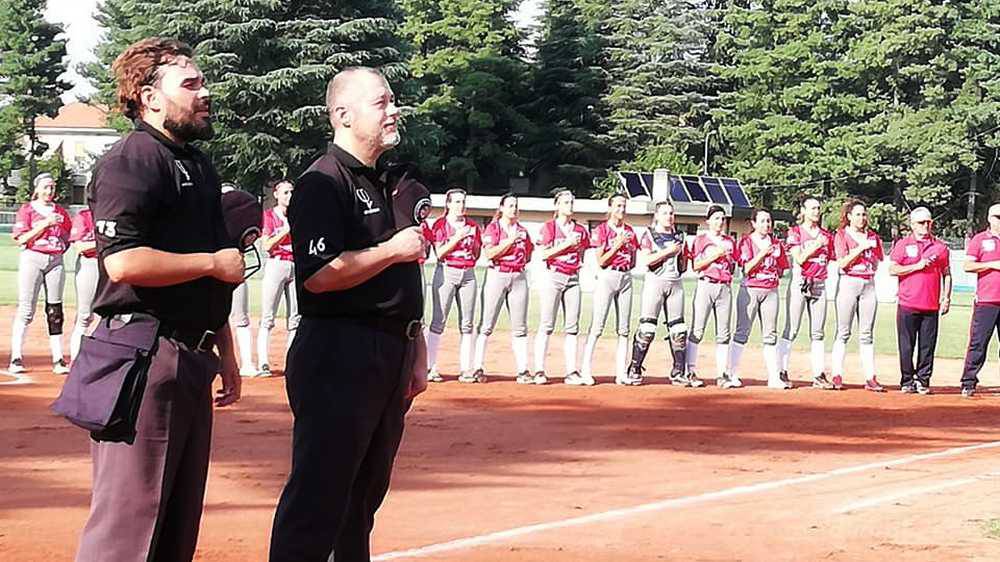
[221,190,262,251]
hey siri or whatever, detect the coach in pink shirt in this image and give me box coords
[959,203,1000,397]
[888,207,952,394]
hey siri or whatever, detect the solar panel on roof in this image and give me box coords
[640,173,655,192]
[680,175,709,202]
[721,178,752,207]
[617,172,649,198]
[701,177,730,205]
[668,177,690,202]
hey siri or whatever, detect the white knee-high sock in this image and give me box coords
[615,336,629,378]
[426,330,442,372]
[285,328,296,352]
[257,327,271,368]
[49,335,63,362]
[534,332,550,373]
[474,333,489,371]
[715,343,729,379]
[832,339,846,377]
[512,336,529,373]
[235,326,254,370]
[564,333,578,374]
[810,340,825,377]
[70,325,85,362]
[860,343,876,379]
[777,338,792,371]
[763,344,780,383]
[459,333,474,373]
[686,340,699,372]
[728,342,745,379]
[10,321,26,361]
[580,335,598,377]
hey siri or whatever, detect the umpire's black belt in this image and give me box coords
[160,325,218,352]
[312,316,423,340]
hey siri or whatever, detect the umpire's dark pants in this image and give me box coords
[896,306,939,387]
[961,303,1000,389]
[270,316,411,562]
[76,335,216,562]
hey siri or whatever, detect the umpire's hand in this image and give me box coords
[387,226,428,263]
[212,248,246,283]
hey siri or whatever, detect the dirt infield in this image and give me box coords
[3,306,1000,561]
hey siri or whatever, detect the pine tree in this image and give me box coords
[525,0,613,195]
[0,0,71,181]
[398,0,534,191]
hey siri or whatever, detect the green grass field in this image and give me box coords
[0,237,987,359]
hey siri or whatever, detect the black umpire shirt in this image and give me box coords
[89,120,234,332]
[289,144,422,321]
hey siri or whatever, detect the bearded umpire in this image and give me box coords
[269,67,428,561]
[68,38,245,561]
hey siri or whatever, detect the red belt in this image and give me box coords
[269,254,294,261]
[604,265,631,272]
[700,277,730,285]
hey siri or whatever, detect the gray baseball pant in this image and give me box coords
[478,269,528,337]
[429,264,477,335]
[733,286,779,346]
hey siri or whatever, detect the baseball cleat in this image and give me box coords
[812,373,835,390]
[686,371,705,388]
[8,358,25,375]
[728,374,743,388]
[767,377,792,389]
[779,370,791,384]
[564,371,587,385]
[515,371,533,384]
[259,363,272,377]
[240,366,259,378]
[427,369,444,383]
[961,386,976,398]
[458,369,487,383]
[915,381,932,395]
[53,359,70,375]
[864,377,886,393]
[899,383,916,394]
[533,371,549,385]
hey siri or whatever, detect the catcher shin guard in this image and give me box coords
[629,319,657,371]
[667,321,688,377]
[45,302,64,336]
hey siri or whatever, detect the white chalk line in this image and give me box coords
[372,440,1000,561]
[0,368,34,385]
[835,470,1000,514]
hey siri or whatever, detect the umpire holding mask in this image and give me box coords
[64,38,245,561]
[269,67,429,562]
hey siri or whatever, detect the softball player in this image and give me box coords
[627,201,701,386]
[258,180,300,376]
[832,199,885,392]
[958,203,1000,398]
[532,189,590,385]
[68,207,97,362]
[426,188,483,382]
[219,183,258,377]
[729,209,792,389]
[687,205,738,388]
[581,194,639,385]
[8,174,72,374]
[473,194,534,382]
[777,197,837,389]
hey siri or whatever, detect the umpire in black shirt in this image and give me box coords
[73,38,244,561]
[269,68,428,561]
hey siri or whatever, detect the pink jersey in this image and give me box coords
[483,220,533,272]
[890,235,950,311]
[263,207,293,260]
[12,202,71,255]
[69,208,97,258]
[538,219,590,275]
[785,224,834,280]
[590,221,638,271]
[965,230,1000,305]
[834,228,883,279]
[736,234,789,289]
[689,232,737,283]
[432,216,482,269]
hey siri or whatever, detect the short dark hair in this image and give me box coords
[706,205,726,219]
[112,37,194,119]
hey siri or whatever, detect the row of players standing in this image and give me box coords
[5,174,301,377]
[421,189,955,393]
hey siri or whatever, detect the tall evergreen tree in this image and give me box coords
[85,0,407,193]
[398,0,533,191]
[526,0,613,195]
[0,0,71,181]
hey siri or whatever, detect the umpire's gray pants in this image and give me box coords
[74,255,98,331]
[230,281,250,328]
[538,270,582,335]
[588,269,633,338]
[835,275,877,344]
[260,258,300,332]
[478,269,529,337]
[640,275,684,323]
[16,249,65,325]
[782,273,828,342]
[689,279,732,344]
[430,264,477,335]
[733,285,779,345]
